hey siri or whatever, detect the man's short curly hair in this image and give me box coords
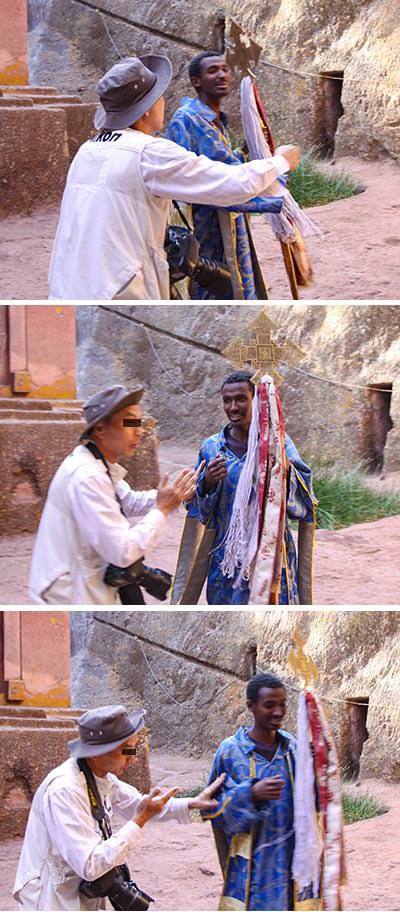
[246,672,286,703]
[188,51,224,82]
[221,369,255,396]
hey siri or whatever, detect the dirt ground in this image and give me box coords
[1,444,400,606]
[1,157,399,300]
[0,752,399,911]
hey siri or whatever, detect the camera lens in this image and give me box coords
[192,258,232,296]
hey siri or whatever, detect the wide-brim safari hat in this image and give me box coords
[94,54,173,130]
[68,704,146,758]
[80,383,144,439]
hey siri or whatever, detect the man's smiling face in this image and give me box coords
[191,55,233,100]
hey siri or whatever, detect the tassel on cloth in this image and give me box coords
[240,76,322,243]
[292,691,322,897]
[219,388,259,588]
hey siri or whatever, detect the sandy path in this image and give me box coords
[252,157,400,301]
[1,444,400,606]
[1,755,399,911]
[0,157,399,300]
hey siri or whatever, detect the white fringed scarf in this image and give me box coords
[292,691,323,896]
[240,76,322,243]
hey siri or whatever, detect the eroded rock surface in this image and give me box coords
[71,610,400,780]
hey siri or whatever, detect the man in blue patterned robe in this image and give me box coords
[202,672,299,911]
[186,370,316,605]
[167,52,277,299]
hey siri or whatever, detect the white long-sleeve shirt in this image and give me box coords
[48,128,289,299]
[140,138,288,204]
[13,757,191,911]
[29,444,166,605]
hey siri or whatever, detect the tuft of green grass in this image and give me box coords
[342,788,388,825]
[312,464,400,530]
[288,151,365,209]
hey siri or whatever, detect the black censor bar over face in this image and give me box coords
[121,748,137,755]
[123,419,142,427]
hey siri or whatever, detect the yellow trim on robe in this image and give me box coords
[219,897,246,911]
[202,794,233,820]
[229,832,253,861]
[229,212,245,297]
[292,465,317,602]
[283,536,291,602]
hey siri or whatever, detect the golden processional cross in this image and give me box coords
[288,627,319,689]
[221,308,304,385]
[224,18,263,79]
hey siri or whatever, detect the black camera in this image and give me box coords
[80,863,154,911]
[104,557,172,601]
[165,224,232,297]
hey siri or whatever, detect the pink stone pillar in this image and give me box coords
[1,611,71,706]
[3,612,24,701]
[21,612,71,707]
[1,304,77,398]
[0,0,28,85]
[9,305,30,393]
[26,305,77,398]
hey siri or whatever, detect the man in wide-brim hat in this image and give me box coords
[48,53,301,300]
[13,704,225,910]
[29,383,204,605]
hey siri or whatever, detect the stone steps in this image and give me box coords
[0,84,97,216]
[0,398,84,423]
[0,399,53,411]
[0,410,82,421]
[1,421,84,428]
[0,705,82,730]
[0,396,86,535]
[0,718,77,730]
[0,704,82,838]
[5,94,83,106]
[0,705,82,719]
[0,706,82,719]
[0,96,32,107]
[0,86,83,106]
[0,399,84,411]
[0,85,60,95]
[45,708,83,718]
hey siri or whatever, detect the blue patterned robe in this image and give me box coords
[186,426,315,605]
[167,97,278,299]
[202,726,297,911]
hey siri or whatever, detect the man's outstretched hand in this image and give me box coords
[135,786,181,827]
[276,144,301,171]
[156,460,205,515]
[134,773,226,826]
[187,773,226,810]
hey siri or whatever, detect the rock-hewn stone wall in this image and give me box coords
[28,1,400,160]
[229,0,400,161]
[27,0,225,117]
[71,610,400,781]
[76,304,400,471]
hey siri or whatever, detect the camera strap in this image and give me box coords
[172,200,192,232]
[78,758,113,840]
[85,440,125,516]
